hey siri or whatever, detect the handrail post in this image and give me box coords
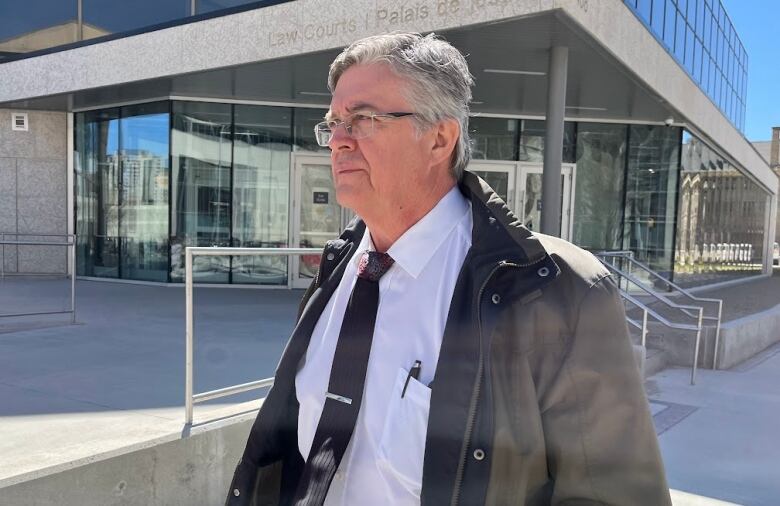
[713,300,723,370]
[691,308,704,385]
[71,237,76,324]
[641,309,648,348]
[185,247,194,426]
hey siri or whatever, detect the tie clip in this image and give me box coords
[325,392,353,405]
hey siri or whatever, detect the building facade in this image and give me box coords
[0,0,777,288]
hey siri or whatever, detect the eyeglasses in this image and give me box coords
[314,112,416,147]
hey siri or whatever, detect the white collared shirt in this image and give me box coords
[295,186,473,505]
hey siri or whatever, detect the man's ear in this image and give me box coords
[430,118,461,168]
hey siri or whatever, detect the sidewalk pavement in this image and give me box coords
[648,342,780,506]
[0,275,779,504]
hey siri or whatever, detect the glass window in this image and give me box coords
[675,13,686,62]
[623,125,681,280]
[519,120,576,164]
[75,108,120,278]
[171,101,232,283]
[232,105,292,285]
[470,117,520,161]
[82,0,189,40]
[685,26,695,71]
[664,0,677,47]
[292,108,330,154]
[119,102,170,282]
[196,0,261,14]
[695,0,704,38]
[572,123,627,250]
[76,103,170,281]
[674,131,768,286]
[0,0,78,54]
[637,0,652,25]
[651,0,665,36]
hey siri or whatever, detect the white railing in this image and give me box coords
[184,246,322,425]
[0,233,76,324]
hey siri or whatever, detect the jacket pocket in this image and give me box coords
[377,367,432,497]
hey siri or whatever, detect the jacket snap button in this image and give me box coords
[491,293,501,304]
[537,267,550,277]
[326,253,335,261]
[233,488,240,497]
[473,448,486,461]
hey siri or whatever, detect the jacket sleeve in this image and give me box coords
[541,275,673,505]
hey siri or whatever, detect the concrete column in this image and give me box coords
[541,46,568,237]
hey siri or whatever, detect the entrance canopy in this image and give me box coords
[3,10,674,125]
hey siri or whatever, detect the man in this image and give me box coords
[226,33,671,506]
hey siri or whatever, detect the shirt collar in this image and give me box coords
[354,186,470,279]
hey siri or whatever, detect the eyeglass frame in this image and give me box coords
[313,111,417,147]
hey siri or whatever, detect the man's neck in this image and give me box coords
[362,180,457,253]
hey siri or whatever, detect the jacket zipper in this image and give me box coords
[449,256,547,506]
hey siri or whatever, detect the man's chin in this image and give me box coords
[334,186,367,213]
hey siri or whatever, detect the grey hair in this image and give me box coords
[328,33,474,181]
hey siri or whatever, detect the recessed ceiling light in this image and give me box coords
[483,68,546,76]
[565,106,608,111]
[299,91,331,97]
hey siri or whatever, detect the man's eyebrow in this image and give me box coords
[325,102,381,121]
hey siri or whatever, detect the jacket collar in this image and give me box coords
[458,170,549,265]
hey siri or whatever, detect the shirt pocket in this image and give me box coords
[377,367,432,497]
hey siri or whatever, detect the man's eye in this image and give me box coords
[352,114,371,123]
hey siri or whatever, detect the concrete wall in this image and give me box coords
[717,304,780,370]
[0,416,253,506]
[0,108,68,275]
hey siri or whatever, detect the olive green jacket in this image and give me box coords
[226,171,672,505]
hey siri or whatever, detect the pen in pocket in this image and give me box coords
[402,360,422,398]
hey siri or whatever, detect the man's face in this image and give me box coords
[327,63,441,216]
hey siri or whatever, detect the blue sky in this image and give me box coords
[722,0,780,141]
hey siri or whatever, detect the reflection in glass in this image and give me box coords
[519,120,576,163]
[470,118,519,161]
[673,131,768,287]
[573,123,627,250]
[75,108,120,278]
[119,103,170,282]
[0,0,78,55]
[293,108,330,154]
[623,125,681,280]
[471,171,509,203]
[82,0,189,40]
[232,105,292,285]
[196,0,260,14]
[171,102,232,282]
[296,163,341,280]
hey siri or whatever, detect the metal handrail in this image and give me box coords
[598,251,723,369]
[184,246,322,425]
[0,234,76,324]
[599,260,704,385]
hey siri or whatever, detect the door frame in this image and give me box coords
[468,160,519,211]
[516,162,576,241]
[289,153,347,288]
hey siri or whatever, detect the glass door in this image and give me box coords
[291,155,344,289]
[469,161,517,211]
[518,164,575,241]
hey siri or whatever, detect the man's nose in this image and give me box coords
[329,123,356,151]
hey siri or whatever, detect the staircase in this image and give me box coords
[595,251,723,384]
